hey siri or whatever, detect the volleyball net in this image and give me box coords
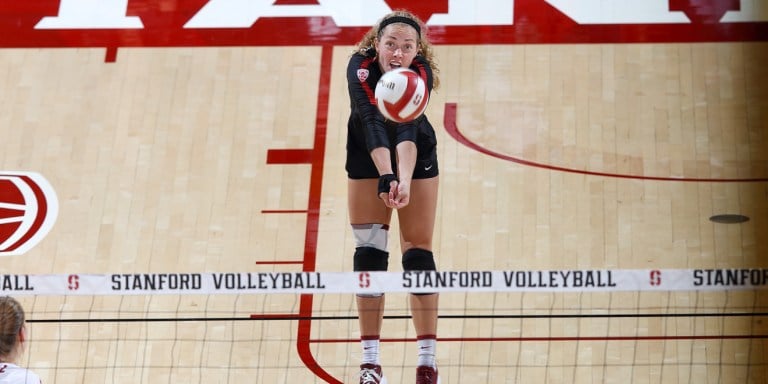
[11,268,768,383]
[9,268,768,296]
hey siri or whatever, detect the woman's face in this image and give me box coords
[375,23,419,72]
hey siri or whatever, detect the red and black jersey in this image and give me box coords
[345,47,434,152]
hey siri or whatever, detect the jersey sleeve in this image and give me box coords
[346,53,391,151]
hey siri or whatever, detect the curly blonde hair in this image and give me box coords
[354,10,441,91]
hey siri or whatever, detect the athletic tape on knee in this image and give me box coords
[354,247,389,297]
[352,223,389,252]
[402,248,437,296]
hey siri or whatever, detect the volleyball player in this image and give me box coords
[345,9,441,384]
[0,296,42,384]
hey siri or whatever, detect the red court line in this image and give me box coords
[443,103,768,183]
[267,148,314,164]
[104,46,118,62]
[261,210,308,214]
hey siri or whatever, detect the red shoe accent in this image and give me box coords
[416,365,439,384]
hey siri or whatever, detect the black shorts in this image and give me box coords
[346,125,439,180]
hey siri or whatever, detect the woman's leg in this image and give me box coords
[397,176,440,370]
[348,178,392,369]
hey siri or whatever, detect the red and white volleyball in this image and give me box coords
[0,172,59,256]
[375,68,429,123]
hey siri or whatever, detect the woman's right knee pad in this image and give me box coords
[353,247,389,272]
[354,247,388,298]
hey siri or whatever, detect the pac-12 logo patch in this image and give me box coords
[0,172,59,256]
[357,69,369,82]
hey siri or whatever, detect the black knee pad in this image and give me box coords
[354,247,388,298]
[403,248,437,296]
[354,247,389,271]
[402,248,436,271]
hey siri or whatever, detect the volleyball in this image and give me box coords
[375,68,429,123]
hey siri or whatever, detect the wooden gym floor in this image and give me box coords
[2,42,768,383]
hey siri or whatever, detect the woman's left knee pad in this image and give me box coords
[401,248,436,271]
[402,248,437,296]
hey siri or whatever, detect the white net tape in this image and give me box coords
[5,268,767,296]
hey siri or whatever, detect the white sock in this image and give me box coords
[361,338,380,365]
[417,337,436,367]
